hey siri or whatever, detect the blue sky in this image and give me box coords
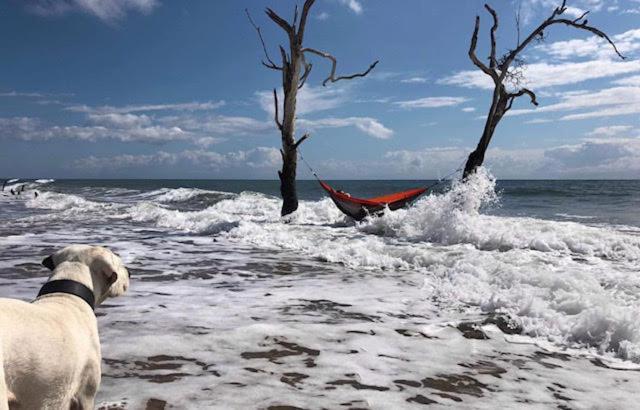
[1,0,639,179]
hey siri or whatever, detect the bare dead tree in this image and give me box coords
[463,0,625,178]
[247,1,379,216]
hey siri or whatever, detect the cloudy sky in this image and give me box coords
[1,0,639,179]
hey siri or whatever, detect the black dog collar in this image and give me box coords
[37,279,95,311]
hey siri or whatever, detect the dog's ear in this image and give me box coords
[91,254,119,287]
[42,255,55,271]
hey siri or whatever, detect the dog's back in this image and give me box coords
[0,297,99,409]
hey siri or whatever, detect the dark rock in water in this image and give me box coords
[394,379,423,388]
[145,398,167,410]
[483,314,523,335]
[422,373,490,397]
[458,360,507,378]
[456,322,489,339]
[407,394,438,405]
[280,372,309,387]
[326,378,390,391]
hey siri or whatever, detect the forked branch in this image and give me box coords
[298,52,313,89]
[499,0,624,73]
[266,7,294,39]
[486,4,499,69]
[246,9,282,70]
[302,47,379,86]
[469,16,499,81]
[294,133,310,149]
[297,0,317,44]
[506,88,538,111]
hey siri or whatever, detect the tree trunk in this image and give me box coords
[279,145,298,216]
[279,47,301,216]
[463,89,506,179]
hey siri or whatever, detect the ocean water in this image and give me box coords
[1,172,639,409]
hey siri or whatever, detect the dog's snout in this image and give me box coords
[42,256,55,271]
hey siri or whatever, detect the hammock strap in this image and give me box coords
[297,148,321,182]
[426,159,466,190]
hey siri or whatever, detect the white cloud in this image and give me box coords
[520,0,605,25]
[42,124,189,143]
[68,101,224,114]
[538,28,640,60]
[298,117,393,139]
[316,11,330,20]
[194,137,225,148]
[587,125,634,137]
[0,91,45,98]
[543,138,640,177]
[257,85,391,139]
[319,136,640,179]
[440,59,640,90]
[613,75,640,86]
[163,114,271,136]
[25,0,159,22]
[88,113,152,128]
[257,85,347,117]
[562,104,640,120]
[508,85,640,121]
[462,107,476,112]
[74,147,281,171]
[394,96,470,109]
[400,77,428,84]
[0,117,41,135]
[338,0,363,15]
[0,100,271,144]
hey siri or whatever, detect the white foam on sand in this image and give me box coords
[3,171,640,408]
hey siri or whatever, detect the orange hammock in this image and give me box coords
[319,180,428,220]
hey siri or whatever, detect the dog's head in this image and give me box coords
[42,245,130,304]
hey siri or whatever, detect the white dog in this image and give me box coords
[0,245,130,410]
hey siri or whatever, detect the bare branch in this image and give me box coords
[298,52,313,89]
[572,10,589,23]
[501,1,624,73]
[279,45,289,67]
[292,4,299,30]
[515,0,522,47]
[266,7,294,39]
[297,0,317,43]
[505,87,538,111]
[273,88,283,130]
[553,18,625,59]
[485,4,498,69]
[302,47,378,86]
[245,8,282,71]
[555,0,568,17]
[294,133,310,149]
[469,15,499,81]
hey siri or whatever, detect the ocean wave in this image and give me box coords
[10,170,640,362]
[357,169,640,260]
[25,191,118,214]
[146,187,233,203]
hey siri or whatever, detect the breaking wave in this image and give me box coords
[10,170,640,361]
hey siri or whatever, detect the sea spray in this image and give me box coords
[11,176,640,362]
